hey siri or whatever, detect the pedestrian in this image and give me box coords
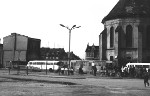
[61,65,65,75]
[79,65,83,74]
[91,61,95,74]
[58,65,61,75]
[70,66,74,75]
[93,64,97,76]
[143,70,149,87]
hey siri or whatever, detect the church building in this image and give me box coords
[99,0,150,67]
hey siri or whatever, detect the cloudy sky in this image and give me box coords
[0,0,119,59]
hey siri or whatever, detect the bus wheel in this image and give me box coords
[49,68,53,72]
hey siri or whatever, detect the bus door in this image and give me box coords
[40,62,45,70]
[82,61,89,73]
[53,62,56,70]
[74,61,81,72]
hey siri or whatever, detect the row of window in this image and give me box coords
[29,62,57,65]
[86,52,94,57]
[109,25,150,48]
[109,56,150,62]
[46,57,59,60]
[109,25,133,48]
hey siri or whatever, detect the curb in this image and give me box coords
[0,75,78,85]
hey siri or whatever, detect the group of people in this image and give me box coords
[58,62,150,87]
[58,65,74,75]
[122,66,150,87]
[78,61,97,76]
[122,66,150,78]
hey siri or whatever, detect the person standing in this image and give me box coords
[91,61,95,74]
[79,65,83,74]
[143,70,149,87]
[58,65,61,75]
[93,64,97,76]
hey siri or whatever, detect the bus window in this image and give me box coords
[47,63,51,65]
[37,62,45,65]
[89,63,91,66]
[46,63,49,65]
[41,62,45,65]
[37,62,41,65]
[71,62,73,65]
[54,63,57,65]
[33,62,36,65]
[29,62,32,65]
[83,63,85,66]
[76,62,80,66]
[143,65,149,68]
[49,63,53,65]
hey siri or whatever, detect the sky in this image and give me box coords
[0,0,119,59]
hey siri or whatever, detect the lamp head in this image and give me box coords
[60,24,65,27]
[76,26,81,28]
[73,25,76,28]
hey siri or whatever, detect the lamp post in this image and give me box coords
[17,50,21,75]
[60,24,81,75]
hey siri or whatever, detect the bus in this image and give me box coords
[125,63,150,67]
[123,63,150,73]
[27,60,60,71]
[71,60,105,74]
[73,60,92,73]
[124,63,150,70]
[70,60,112,74]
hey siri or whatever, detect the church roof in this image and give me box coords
[102,0,150,23]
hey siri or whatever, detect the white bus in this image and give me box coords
[123,63,150,72]
[27,60,60,71]
[71,60,103,73]
[125,63,150,68]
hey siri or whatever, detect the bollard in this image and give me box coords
[8,67,10,75]
[26,66,28,75]
[46,62,47,75]
[46,69,47,75]
[17,65,20,75]
[68,68,70,75]
[46,66,47,75]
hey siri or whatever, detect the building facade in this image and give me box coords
[3,33,41,67]
[85,43,99,60]
[40,48,68,60]
[99,0,150,67]
[40,47,81,61]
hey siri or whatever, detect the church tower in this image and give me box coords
[100,0,150,67]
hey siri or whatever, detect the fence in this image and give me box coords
[6,65,75,76]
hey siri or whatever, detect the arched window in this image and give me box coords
[146,25,150,48]
[110,27,114,47]
[115,26,122,46]
[126,25,133,47]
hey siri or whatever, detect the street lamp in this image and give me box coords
[60,24,81,75]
